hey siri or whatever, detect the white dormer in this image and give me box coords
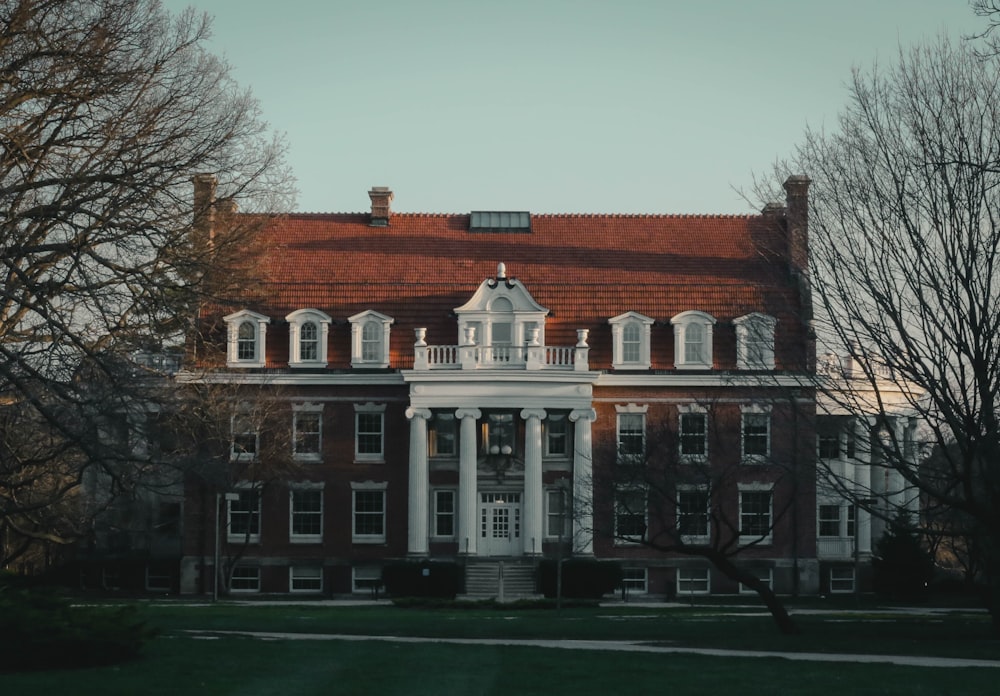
[223,309,269,368]
[609,312,654,370]
[286,309,332,368]
[671,310,716,370]
[348,310,394,368]
[453,263,549,350]
[734,313,777,370]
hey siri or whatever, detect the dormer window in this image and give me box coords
[671,311,716,369]
[349,310,393,368]
[224,310,269,368]
[734,313,777,370]
[609,312,654,370]
[286,309,332,368]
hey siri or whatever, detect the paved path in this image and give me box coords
[188,630,1000,669]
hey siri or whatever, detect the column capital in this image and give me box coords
[455,408,482,421]
[570,408,597,423]
[520,408,547,421]
[405,406,432,421]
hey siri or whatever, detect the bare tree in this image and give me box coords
[0,0,292,568]
[774,36,1000,631]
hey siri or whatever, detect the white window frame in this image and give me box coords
[621,567,648,594]
[734,313,776,370]
[289,566,323,593]
[676,484,710,545]
[677,567,711,595]
[670,310,716,369]
[739,567,774,595]
[545,488,571,539]
[230,409,259,462]
[429,412,457,457]
[678,404,708,462]
[829,566,856,593]
[616,403,647,465]
[614,486,647,545]
[738,483,773,545]
[432,489,456,539]
[352,565,382,594]
[286,309,332,368]
[609,312,654,370]
[818,503,843,538]
[230,565,260,593]
[351,481,387,544]
[292,403,323,461]
[227,487,261,544]
[740,404,771,463]
[289,484,324,543]
[544,413,570,459]
[348,310,394,368]
[145,564,172,592]
[223,309,269,368]
[354,402,386,462]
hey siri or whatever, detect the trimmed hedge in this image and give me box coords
[0,573,155,671]
[537,559,622,599]
[382,561,461,598]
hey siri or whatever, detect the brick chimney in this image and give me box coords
[368,186,393,227]
[192,173,217,245]
[783,174,810,272]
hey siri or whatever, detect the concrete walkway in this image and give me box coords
[187,630,1000,669]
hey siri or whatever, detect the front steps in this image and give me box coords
[463,560,537,601]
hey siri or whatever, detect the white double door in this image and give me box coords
[479,492,521,556]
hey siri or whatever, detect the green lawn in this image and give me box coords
[1,601,998,696]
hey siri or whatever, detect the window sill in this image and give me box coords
[226,536,260,545]
[352,537,386,545]
[289,537,323,544]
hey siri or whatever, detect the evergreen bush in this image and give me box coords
[537,559,622,599]
[381,561,461,598]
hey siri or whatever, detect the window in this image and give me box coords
[546,489,570,538]
[817,432,841,459]
[677,567,710,595]
[290,488,323,542]
[739,568,774,595]
[290,566,323,593]
[429,412,456,457]
[145,564,173,592]
[621,567,648,594]
[677,486,710,544]
[230,566,260,592]
[286,309,331,367]
[353,566,382,594]
[818,504,842,537]
[829,566,855,593]
[433,490,456,537]
[739,487,773,544]
[734,313,776,370]
[609,312,654,369]
[545,414,569,457]
[482,412,516,458]
[349,310,393,368]
[679,408,707,459]
[352,483,387,543]
[616,404,647,464]
[230,411,259,461]
[817,417,856,459]
[614,488,647,543]
[293,405,323,460]
[227,490,260,543]
[741,407,770,461]
[223,309,269,368]
[354,403,385,461]
[846,504,856,538]
[671,311,716,369]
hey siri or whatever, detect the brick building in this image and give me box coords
[178,176,824,597]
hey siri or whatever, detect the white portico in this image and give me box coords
[402,264,599,558]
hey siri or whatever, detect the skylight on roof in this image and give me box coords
[469,211,531,233]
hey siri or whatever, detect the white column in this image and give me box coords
[456,408,481,555]
[570,408,597,555]
[854,418,873,555]
[521,409,546,556]
[405,407,431,556]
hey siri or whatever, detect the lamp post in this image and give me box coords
[213,491,239,602]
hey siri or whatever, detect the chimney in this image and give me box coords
[783,174,810,272]
[368,186,393,227]
[192,173,217,245]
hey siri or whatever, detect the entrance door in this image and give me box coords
[480,493,521,556]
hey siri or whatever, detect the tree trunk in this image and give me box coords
[708,552,800,635]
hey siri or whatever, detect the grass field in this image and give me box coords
[1,600,998,695]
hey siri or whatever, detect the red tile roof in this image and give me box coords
[209,210,808,371]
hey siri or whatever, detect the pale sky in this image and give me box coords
[161,0,984,214]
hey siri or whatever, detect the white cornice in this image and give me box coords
[175,371,406,386]
[594,373,813,389]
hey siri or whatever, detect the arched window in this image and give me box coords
[224,309,269,368]
[609,312,654,369]
[349,310,394,368]
[362,321,381,362]
[684,323,704,364]
[622,323,641,363]
[670,311,716,369]
[237,321,256,361]
[286,309,331,368]
[299,321,318,361]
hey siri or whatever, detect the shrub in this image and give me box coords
[0,573,155,671]
[872,512,935,600]
[537,559,622,599]
[382,561,461,598]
